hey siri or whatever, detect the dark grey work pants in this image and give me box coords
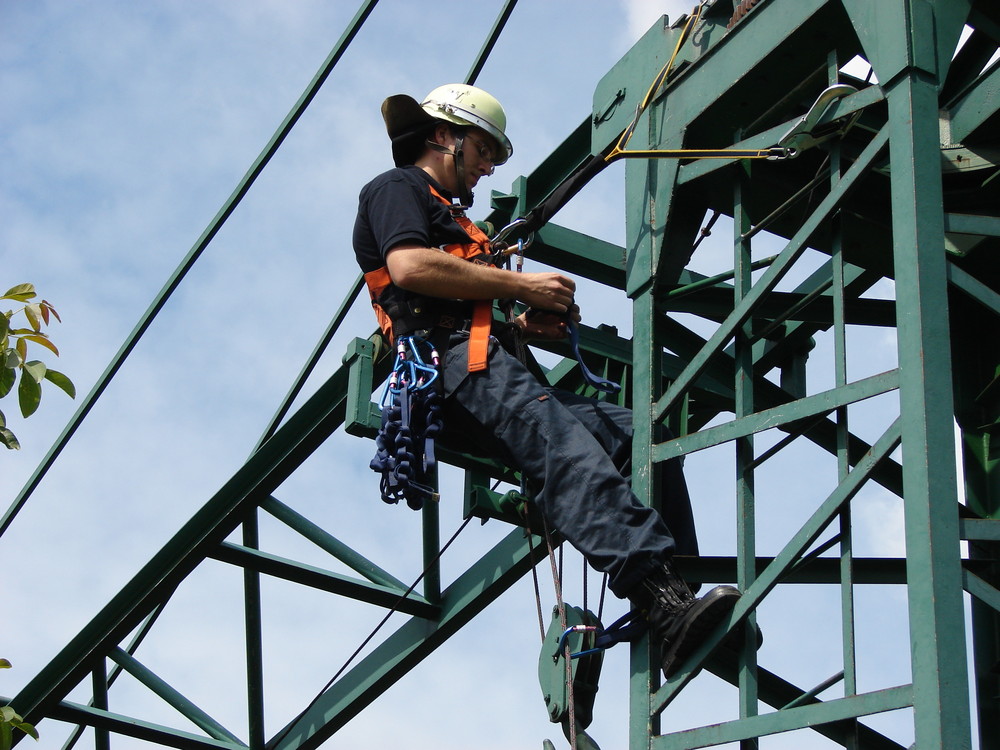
[440,333,698,599]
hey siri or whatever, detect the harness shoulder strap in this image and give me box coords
[427,185,494,372]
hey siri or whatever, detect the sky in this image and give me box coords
[0,1,943,749]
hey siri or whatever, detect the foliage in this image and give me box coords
[1,284,76,450]
[0,659,38,749]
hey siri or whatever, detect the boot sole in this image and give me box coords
[661,585,740,678]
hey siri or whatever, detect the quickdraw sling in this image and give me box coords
[369,334,443,510]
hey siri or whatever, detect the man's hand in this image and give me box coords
[517,272,576,313]
[515,304,581,341]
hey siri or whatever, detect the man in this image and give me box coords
[352,83,740,678]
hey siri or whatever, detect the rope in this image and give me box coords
[604,0,703,162]
[522,503,549,643]
[603,2,785,165]
[542,513,577,750]
[515,3,787,240]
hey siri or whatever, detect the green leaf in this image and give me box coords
[0,425,20,450]
[0,659,10,669]
[44,369,75,398]
[11,720,36,741]
[0,314,7,338]
[1,283,35,302]
[0,366,14,399]
[0,707,13,723]
[18,372,41,417]
[22,360,46,384]
[23,304,41,332]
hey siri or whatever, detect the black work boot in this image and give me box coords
[634,559,741,679]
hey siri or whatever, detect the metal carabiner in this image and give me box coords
[490,217,535,257]
[407,335,440,391]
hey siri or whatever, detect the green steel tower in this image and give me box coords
[4,1,998,748]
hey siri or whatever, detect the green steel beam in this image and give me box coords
[653,685,913,750]
[487,117,592,226]
[13,360,357,727]
[49,700,246,750]
[702,657,907,750]
[665,287,896,329]
[654,370,900,461]
[530,223,627,289]
[241,514,265,750]
[652,125,890,425]
[656,315,905,496]
[463,0,518,86]
[209,543,438,618]
[652,417,902,715]
[733,157,761,733]
[628,115,666,746]
[944,213,1000,239]
[269,526,539,749]
[90,666,109,750]
[675,555,909,587]
[961,519,1000,542]
[107,649,243,746]
[947,263,1000,315]
[944,35,1000,144]
[259,495,409,591]
[964,569,1000,612]
[886,51,972,749]
[630,289,663,747]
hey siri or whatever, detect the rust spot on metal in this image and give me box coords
[728,0,766,29]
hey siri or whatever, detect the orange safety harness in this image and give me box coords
[362,184,496,372]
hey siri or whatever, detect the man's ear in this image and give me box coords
[431,122,452,146]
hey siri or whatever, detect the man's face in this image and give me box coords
[459,128,500,189]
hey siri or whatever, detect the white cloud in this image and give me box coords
[855,488,908,558]
[619,0,697,43]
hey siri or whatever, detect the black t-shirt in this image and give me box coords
[352,166,474,273]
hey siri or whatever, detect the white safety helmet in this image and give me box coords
[382,83,513,167]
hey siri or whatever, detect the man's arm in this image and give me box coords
[386,244,576,313]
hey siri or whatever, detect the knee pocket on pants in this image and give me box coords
[498,392,546,437]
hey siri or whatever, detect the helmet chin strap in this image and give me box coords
[425,133,474,208]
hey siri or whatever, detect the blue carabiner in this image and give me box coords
[553,624,600,661]
[407,335,440,391]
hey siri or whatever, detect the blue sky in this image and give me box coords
[1,2,927,748]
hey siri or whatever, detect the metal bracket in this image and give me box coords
[778,84,858,157]
[539,605,605,750]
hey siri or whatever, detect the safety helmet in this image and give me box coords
[382,83,513,167]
